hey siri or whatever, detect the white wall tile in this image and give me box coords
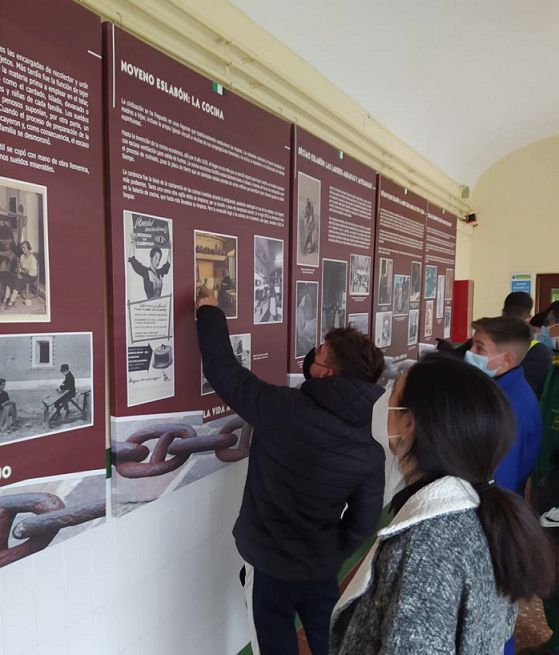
[67,615,94,655]
[1,557,38,655]
[33,544,67,643]
[63,535,94,626]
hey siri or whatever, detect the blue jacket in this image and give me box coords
[495,366,542,493]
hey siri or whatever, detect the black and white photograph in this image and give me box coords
[349,254,371,296]
[201,333,251,396]
[295,281,318,358]
[444,306,452,339]
[125,211,174,407]
[296,172,321,267]
[411,261,422,302]
[375,311,392,348]
[437,275,445,318]
[378,258,393,306]
[393,274,411,316]
[425,300,434,338]
[445,268,454,301]
[408,309,419,345]
[348,312,369,335]
[0,332,93,445]
[254,236,283,324]
[195,230,238,319]
[0,176,50,322]
[424,265,437,299]
[321,259,348,339]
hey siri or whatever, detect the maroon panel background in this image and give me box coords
[372,177,427,361]
[0,1,105,486]
[103,26,291,418]
[420,203,457,344]
[288,127,377,374]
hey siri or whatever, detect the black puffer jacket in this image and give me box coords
[197,306,385,581]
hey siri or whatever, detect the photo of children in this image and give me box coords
[393,274,411,316]
[254,236,283,324]
[375,311,392,348]
[0,176,49,321]
[295,281,318,358]
[349,254,371,296]
[297,173,321,267]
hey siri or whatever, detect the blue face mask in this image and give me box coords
[537,325,554,349]
[464,350,502,378]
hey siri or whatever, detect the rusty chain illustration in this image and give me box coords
[113,417,252,478]
[0,493,105,567]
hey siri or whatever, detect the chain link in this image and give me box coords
[0,493,105,567]
[113,420,252,479]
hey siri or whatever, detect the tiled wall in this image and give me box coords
[0,462,250,655]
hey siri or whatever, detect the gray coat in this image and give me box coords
[330,477,516,655]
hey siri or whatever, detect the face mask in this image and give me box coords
[302,348,315,381]
[372,390,407,505]
[537,325,554,349]
[464,350,503,378]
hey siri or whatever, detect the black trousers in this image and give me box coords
[247,567,339,655]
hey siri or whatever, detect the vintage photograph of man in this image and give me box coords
[444,306,452,339]
[425,300,434,338]
[0,332,93,445]
[321,259,348,340]
[437,275,445,318]
[296,172,321,267]
[348,312,369,335]
[378,257,393,306]
[375,311,392,348]
[408,308,419,346]
[195,230,238,319]
[349,254,371,296]
[393,274,411,316]
[0,176,50,322]
[424,264,437,299]
[254,236,284,324]
[125,212,174,407]
[201,334,251,395]
[295,281,318,358]
[445,267,454,301]
[410,261,422,302]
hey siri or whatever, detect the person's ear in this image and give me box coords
[502,350,515,369]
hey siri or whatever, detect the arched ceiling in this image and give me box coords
[231,0,559,186]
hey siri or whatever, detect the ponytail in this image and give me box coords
[477,485,554,601]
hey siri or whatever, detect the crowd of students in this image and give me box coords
[195,288,558,655]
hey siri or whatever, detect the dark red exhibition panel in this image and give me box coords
[420,203,457,345]
[0,0,105,485]
[372,177,427,362]
[103,25,290,417]
[288,126,377,376]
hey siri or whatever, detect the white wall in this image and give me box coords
[0,463,250,655]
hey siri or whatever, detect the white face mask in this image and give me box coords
[372,390,407,505]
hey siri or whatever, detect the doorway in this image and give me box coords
[535,273,559,312]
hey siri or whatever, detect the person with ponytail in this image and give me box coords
[330,355,554,655]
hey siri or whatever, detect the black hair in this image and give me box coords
[60,364,69,372]
[325,326,385,383]
[149,246,162,260]
[0,378,5,385]
[503,292,533,319]
[20,240,31,252]
[398,355,554,601]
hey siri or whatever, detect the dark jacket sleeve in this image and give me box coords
[522,343,552,399]
[340,454,385,557]
[196,305,297,428]
[128,256,146,277]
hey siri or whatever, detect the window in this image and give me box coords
[32,336,53,368]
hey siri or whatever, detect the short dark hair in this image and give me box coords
[472,316,531,347]
[398,355,554,601]
[324,326,385,383]
[0,378,5,385]
[60,364,69,372]
[149,246,162,260]
[503,292,533,319]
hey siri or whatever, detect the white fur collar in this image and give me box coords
[334,476,479,614]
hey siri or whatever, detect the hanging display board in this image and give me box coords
[103,25,291,514]
[372,177,427,364]
[0,0,106,562]
[420,203,457,346]
[288,127,377,382]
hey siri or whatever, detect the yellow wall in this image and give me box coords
[471,135,559,318]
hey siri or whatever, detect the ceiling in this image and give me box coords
[231,0,559,186]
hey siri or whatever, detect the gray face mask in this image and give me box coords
[302,348,316,381]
